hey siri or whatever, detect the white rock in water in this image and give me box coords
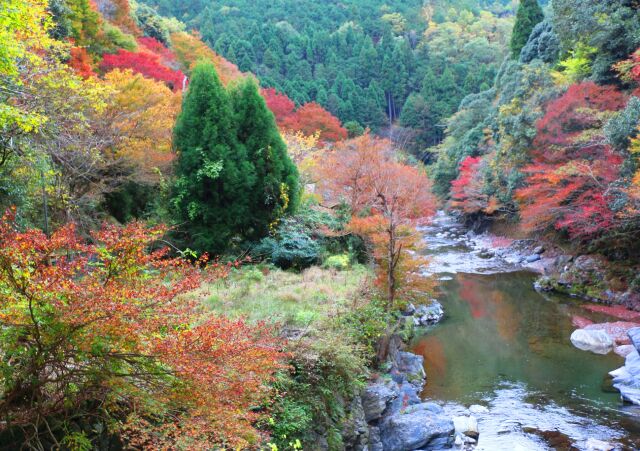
[454,434,464,447]
[585,437,614,451]
[614,344,635,357]
[453,415,479,439]
[570,329,614,355]
[468,404,489,414]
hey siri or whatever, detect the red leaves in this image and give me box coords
[282,102,347,142]
[261,87,295,122]
[317,134,436,307]
[516,82,627,239]
[68,46,95,79]
[0,211,284,448]
[534,82,626,150]
[100,48,185,92]
[450,156,490,214]
[260,88,348,142]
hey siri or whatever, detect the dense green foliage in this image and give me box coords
[172,63,298,253]
[141,0,514,153]
[510,0,544,58]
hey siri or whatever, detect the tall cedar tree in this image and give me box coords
[510,0,544,59]
[172,62,255,253]
[231,78,299,239]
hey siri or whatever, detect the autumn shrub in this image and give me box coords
[323,253,351,271]
[0,210,284,449]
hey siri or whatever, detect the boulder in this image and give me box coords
[361,381,397,422]
[574,255,602,272]
[391,351,426,386]
[413,301,445,327]
[533,245,545,255]
[614,345,636,357]
[402,303,416,316]
[611,350,640,405]
[570,329,614,355]
[452,415,479,440]
[379,407,454,451]
[368,426,383,451]
[342,395,369,450]
[584,321,640,345]
[628,327,640,353]
[387,381,422,413]
[525,254,541,263]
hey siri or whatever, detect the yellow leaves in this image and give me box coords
[101,69,181,183]
[551,43,597,86]
[0,0,58,78]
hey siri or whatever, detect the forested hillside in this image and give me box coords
[141,0,515,151]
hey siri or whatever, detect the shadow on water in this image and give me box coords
[411,213,640,449]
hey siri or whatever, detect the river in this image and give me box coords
[411,212,640,450]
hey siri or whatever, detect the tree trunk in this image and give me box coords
[387,224,396,310]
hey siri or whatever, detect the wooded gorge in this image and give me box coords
[2,0,640,449]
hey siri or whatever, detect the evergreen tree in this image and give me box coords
[230,78,300,239]
[171,62,255,254]
[510,0,544,59]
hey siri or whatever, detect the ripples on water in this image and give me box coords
[411,212,640,450]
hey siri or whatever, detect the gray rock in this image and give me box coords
[413,301,444,327]
[574,255,602,272]
[361,381,397,422]
[628,327,640,354]
[388,382,422,413]
[343,395,370,450]
[368,426,384,451]
[570,329,614,355]
[452,415,479,440]
[533,245,545,255]
[615,345,636,357]
[611,350,640,405]
[525,254,541,263]
[379,408,454,451]
[391,351,426,386]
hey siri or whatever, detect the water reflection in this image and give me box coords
[411,271,638,449]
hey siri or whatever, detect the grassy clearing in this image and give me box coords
[190,264,372,327]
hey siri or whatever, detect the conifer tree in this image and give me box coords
[510,0,544,59]
[230,78,299,238]
[171,62,255,253]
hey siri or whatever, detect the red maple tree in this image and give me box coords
[282,102,348,142]
[100,49,185,92]
[261,87,296,123]
[450,156,490,214]
[68,46,95,79]
[317,134,436,308]
[516,82,627,239]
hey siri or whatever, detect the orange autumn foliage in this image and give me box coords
[170,31,244,85]
[282,102,348,142]
[0,210,284,449]
[100,69,181,183]
[317,134,436,308]
[68,46,95,78]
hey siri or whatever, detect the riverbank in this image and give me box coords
[463,216,640,311]
[410,211,640,450]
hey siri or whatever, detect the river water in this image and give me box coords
[411,212,640,450]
